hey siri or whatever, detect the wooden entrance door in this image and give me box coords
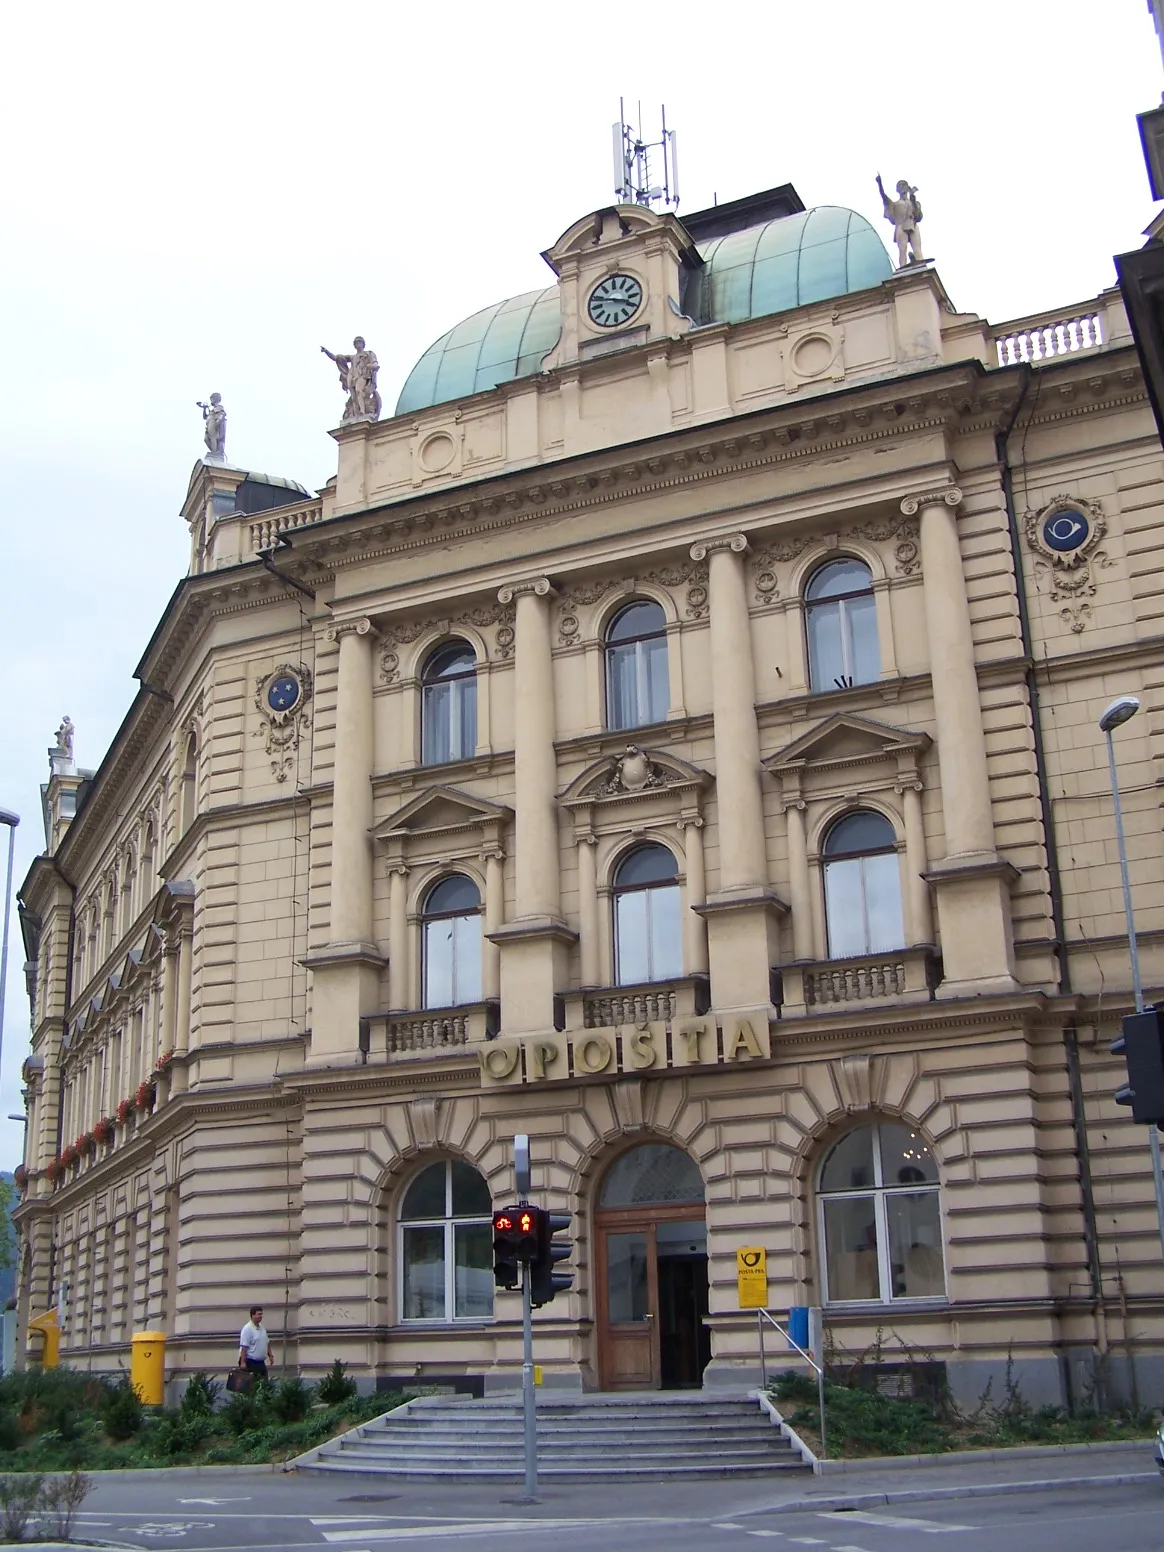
[596,1205,706,1390]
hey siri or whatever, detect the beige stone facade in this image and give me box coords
[15,188,1164,1406]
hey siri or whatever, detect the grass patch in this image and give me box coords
[0,1366,404,1473]
[769,1361,1159,1460]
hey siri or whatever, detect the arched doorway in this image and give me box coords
[594,1142,710,1391]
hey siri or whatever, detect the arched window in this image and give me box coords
[399,1158,493,1322]
[817,1121,944,1304]
[613,844,682,986]
[120,851,136,936]
[422,875,482,1009]
[599,1142,705,1208]
[421,641,477,765]
[822,811,904,959]
[806,558,879,691]
[605,600,669,731]
[141,821,156,901]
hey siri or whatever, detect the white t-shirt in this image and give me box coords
[239,1320,269,1362]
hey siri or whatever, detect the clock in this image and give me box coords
[587,273,644,329]
[267,674,301,713]
[1041,508,1089,554]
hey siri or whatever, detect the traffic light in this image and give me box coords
[1112,1007,1164,1126]
[529,1210,573,1308]
[492,1206,539,1288]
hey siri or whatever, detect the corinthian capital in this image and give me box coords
[900,487,962,517]
[497,576,555,605]
[689,533,750,563]
[323,615,377,644]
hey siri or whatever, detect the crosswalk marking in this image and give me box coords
[820,1510,974,1534]
[711,1524,748,1531]
[746,1532,785,1539]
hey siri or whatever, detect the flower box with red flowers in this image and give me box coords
[154,1050,174,1077]
[134,1081,155,1113]
[116,1098,133,1125]
[60,1144,78,1168]
[94,1117,114,1145]
[45,1159,63,1184]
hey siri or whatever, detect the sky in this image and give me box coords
[0,0,1160,1172]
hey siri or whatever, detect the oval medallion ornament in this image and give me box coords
[1041,508,1090,553]
[587,273,644,328]
[267,674,301,712]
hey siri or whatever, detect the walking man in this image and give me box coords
[238,1305,271,1381]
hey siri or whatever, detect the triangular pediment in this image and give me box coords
[766,713,930,774]
[561,745,711,805]
[373,784,513,839]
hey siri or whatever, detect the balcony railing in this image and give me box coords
[992,310,1104,367]
[248,500,325,555]
[566,976,712,1031]
[362,1001,500,1061]
[779,948,939,1017]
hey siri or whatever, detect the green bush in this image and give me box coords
[270,1376,314,1423]
[101,1378,144,1441]
[0,1408,22,1452]
[222,1384,273,1436]
[317,1359,356,1405]
[148,1411,211,1459]
[180,1372,221,1419]
[770,1369,818,1404]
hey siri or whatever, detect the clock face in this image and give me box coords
[267,674,301,713]
[587,273,644,329]
[1041,508,1089,553]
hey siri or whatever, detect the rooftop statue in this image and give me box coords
[197,392,227,461]
[54,716,74,759]
[876,174,923,268]
[321,337,382,423]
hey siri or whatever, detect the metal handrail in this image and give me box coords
[756,1308,828,1461]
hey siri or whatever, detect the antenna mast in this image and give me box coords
[611,100,679,210]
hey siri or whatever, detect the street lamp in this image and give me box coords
[0,810,18,1086]
[1098,696,1164,1260]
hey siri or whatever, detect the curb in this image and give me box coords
[815,1438,1156,1473]
[744,1469,1161,1516]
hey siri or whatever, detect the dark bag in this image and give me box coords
[225,1367,255,1394]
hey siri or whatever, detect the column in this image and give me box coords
[901,782,934,946]
[482,849,504,1000]
[306,616,386,1062]
[681,818,708,975]
[328,618,377,943]
[490,578,576,1035]
[785,800,814,961]
[387,864,409,1011]
[693,535,766,891]
[158,942,177,1058]
[902,487,1018,995]
[502,579,560,919]
[576,836,600,987]
[690,534,785,1011]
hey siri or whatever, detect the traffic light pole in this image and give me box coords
[521,1266,537,1502]
[1105,725,1164,1265]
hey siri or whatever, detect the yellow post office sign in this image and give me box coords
[736,1246,768,1309]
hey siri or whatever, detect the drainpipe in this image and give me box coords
[996,371,1105,1385]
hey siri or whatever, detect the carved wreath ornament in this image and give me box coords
[254,662,313,782]
[1022,495,1110,631]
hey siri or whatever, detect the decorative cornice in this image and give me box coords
[690,533,749,562]
[497,576,555,605]
[900,486,962,516]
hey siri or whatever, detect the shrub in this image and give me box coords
[180,1372,221,1419]
[0,1473,43,1541]
[222,1384,272,1436]
[39,1469,91,1539]
[148,1412,210,1458]
[270,1376,314,1423]
[769,1369,818,1405]
[102,1379,144,1441]
[0,1409,21,1453]
[317,1359,356,1405]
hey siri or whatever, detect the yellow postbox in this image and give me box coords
[27,1309,60,1369]
[130,1330,167,1405]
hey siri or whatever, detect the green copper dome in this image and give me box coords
[395,206,891,415]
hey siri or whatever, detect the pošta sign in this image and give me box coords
[479,1010,771,1087]
[736,1246,768,1309]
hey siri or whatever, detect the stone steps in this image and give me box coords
[295,1392,809,1482]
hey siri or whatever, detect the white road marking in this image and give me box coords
[321,1523,607,1544]
[179,1496,252,1505]
[820,1510,974,1533]
[831,1545,877,1551]
[711,1525,748,1531]
[786,1540,827,1547]
[746,1533,785,1540]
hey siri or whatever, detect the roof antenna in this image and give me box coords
[612,99,679,210]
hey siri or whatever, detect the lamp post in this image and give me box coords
[1098,697,1164,1261]
[0,810,18,1084]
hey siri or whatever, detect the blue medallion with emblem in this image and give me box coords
[267,674,301,713]
[1041,507,1089,554]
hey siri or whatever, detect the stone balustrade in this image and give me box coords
[570,976,712,1031]
[248,500,325,555]
[993,311,1103,366]
[364,1001,501,1061]
[779,948,939,1018]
